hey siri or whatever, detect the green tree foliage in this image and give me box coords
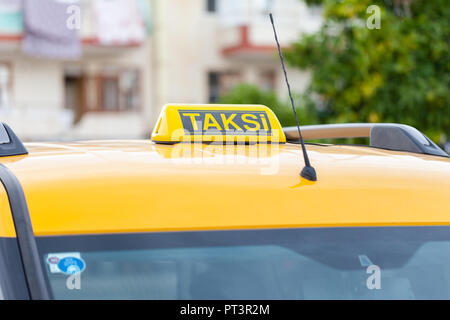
[285,0,450,143]
[218,84,318,127]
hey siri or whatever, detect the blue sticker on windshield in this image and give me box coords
[57,257,86,275]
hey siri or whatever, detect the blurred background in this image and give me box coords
[0,0,448,150]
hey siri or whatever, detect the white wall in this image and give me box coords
[0,54,72,139]
[13,58,64,111]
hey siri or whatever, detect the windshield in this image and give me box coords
[37,227,450,300]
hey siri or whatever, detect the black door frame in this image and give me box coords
[0,164,50,299]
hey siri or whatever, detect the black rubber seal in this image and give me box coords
[0,164,49,299]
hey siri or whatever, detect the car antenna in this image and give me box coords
[269,13,317,181]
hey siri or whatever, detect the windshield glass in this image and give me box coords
[37,227,450,300]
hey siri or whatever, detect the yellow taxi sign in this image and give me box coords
[151,104,286,144]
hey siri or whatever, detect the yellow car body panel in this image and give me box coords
[0,183,16,237]
[0,141,449,237]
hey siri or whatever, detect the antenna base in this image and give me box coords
[301,166,317,182]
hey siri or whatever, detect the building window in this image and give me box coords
[99,68,140,112]
[119,70,140,111]
[0,63,12,109]
[208,72,220,102]
[208,71,242,103]
[64,73,84,123]
[262,0,274,14]
[101,76,120,111]
[259,70,276,91]
[64,67,140,122]
[206,0,217,13]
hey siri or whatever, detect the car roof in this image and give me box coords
[0,140,449,237]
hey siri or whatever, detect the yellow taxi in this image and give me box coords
[0,104,449,300]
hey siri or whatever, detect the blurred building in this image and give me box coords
[0,0,321,141]
[0,0,153,140]
[151,0,322,124]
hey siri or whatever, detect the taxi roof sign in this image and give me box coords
[151,104,286,144]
